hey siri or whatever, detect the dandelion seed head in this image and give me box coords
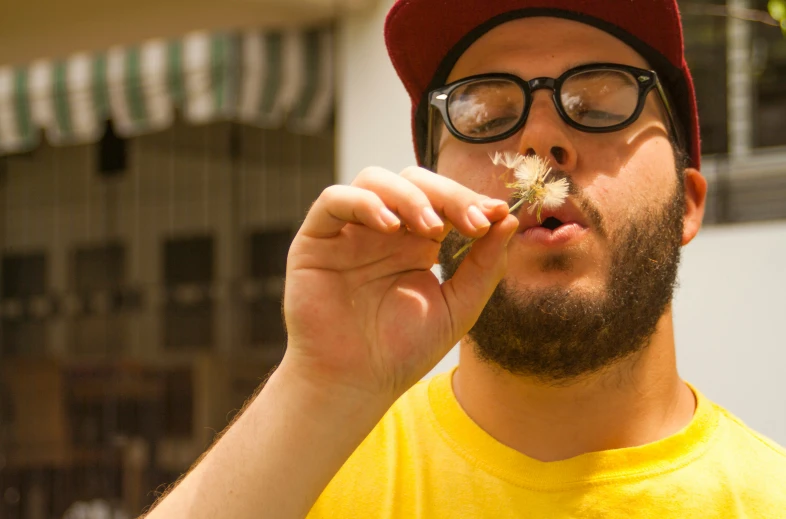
[516,155,552,182]
[502,153,568,222]
[513,166,537,187]
[490,151,526,170]
[542,178,570,209]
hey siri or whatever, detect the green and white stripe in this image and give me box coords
[236,29,333,130]
[0,27,333,156]
[237,30,304,127]
[180,32,239,124]
[0,66,36,154]
[107,39,174,136]
[28,54,106,145]
[65,53,104,143]
[289,29,333,133]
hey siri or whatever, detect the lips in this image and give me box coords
[513,201,590,246]
[515,201,588,234]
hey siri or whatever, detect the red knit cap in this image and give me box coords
[384,0,701,169]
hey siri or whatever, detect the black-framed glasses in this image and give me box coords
[425,63,683,169]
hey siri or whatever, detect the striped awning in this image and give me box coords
[0,27,333,156]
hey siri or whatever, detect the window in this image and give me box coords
[66,365,164,445]
[680,0,730,155]
[246,229,292,348]
[680,1,786,226]
[249,229,291,279]
[752,0,786,148]
[163,368,193,438]
[1,253,48,356]
[69,244,127,356]
[163,236,214,350]
[682,0,786,151]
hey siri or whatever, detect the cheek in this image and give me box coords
[624,139,677,200]
[581,137,676,221]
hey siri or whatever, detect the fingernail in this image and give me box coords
[467,205,491,230]
[380,207,400,228]
[481,199,508,212]
[422,207,443,230]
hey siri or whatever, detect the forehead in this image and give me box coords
[447,17,651,82]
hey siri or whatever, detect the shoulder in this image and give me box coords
[707,400,786,507]
[713,402,786,463]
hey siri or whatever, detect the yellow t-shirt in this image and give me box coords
[308,370,786,518]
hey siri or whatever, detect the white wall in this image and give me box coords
[336,0,414,184]
[336,0,786,447]
[674,222,786,445]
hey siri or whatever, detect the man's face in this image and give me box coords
[436,17,703,382]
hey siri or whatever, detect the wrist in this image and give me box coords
[269,353,397,427]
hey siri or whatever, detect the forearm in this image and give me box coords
[144,357,394,519]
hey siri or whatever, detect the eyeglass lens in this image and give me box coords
[447,69,642,139]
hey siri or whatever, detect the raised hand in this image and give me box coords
[282,165,518,400]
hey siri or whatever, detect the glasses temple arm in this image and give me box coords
[655,79,687,154]
[424,104,436,171]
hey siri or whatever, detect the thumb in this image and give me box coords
[441,215,518,339]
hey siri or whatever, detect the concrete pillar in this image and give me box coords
[727,0,754,158]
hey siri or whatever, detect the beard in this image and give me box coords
[438,175,685,384]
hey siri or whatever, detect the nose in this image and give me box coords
[516,92,578,171]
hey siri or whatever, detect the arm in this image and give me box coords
[143,166,518,519]
[143,359,394,519]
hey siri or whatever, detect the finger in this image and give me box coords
[399,166,509,239]
[441,215,519,338]
[300,185,401,239]
[352,167,445,239]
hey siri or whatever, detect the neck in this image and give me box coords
[452,308,696,462]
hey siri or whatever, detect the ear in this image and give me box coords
[681,167,707,246]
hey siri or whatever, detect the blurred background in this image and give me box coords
[0,0,783,517]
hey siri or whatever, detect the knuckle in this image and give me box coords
[353,166,388,186]
[358,190,383,211]
[452,187,483,208]
[399,165,428,181]
[320,184,344,202]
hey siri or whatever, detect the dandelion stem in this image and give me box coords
[451,238,475,260]
[508,197,527,214]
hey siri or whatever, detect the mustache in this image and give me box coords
[505,170,606,238]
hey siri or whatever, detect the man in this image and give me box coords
[145,1,786,518]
